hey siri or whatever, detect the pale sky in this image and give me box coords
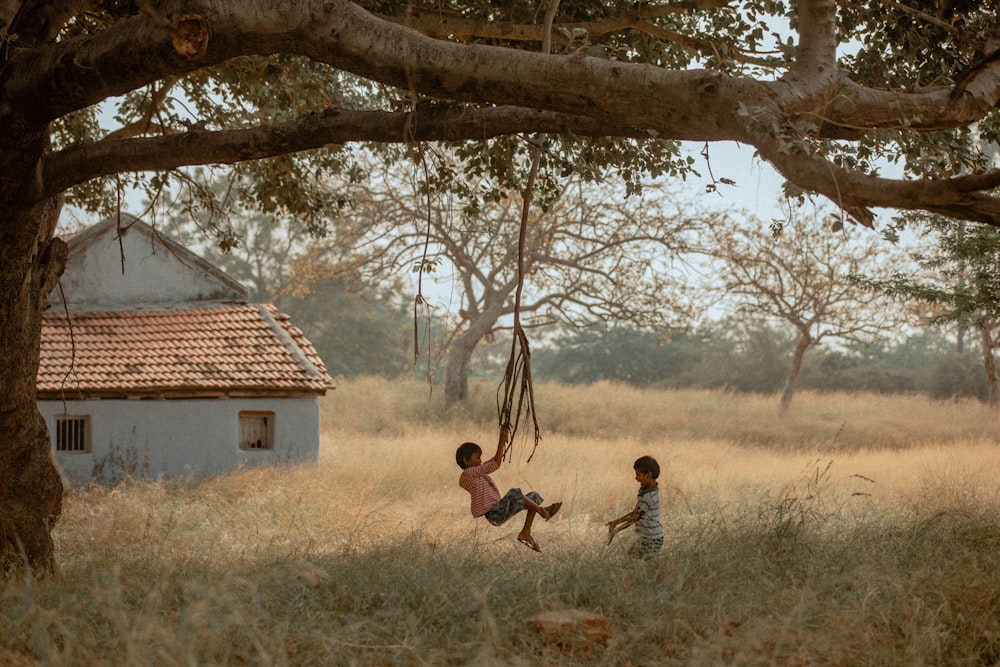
[681,140,787,221]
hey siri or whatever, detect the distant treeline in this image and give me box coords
[528,320,986,401]
[283,283,987,402]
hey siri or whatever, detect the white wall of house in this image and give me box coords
[39,396,322,486]
[52,218,248,311]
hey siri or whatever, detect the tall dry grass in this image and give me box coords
[4,377,1000,665]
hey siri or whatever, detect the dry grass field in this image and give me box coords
[4,377,1000,665]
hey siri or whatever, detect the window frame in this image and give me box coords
[55,415,91,454]
[239,411,275,451]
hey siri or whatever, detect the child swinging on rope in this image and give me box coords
[456,424,562,552]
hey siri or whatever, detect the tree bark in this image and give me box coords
[0,129,66,576]
[444,329,477,407]
[0,208,67,576]
[779,335,812,413]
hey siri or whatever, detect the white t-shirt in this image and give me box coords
[635,485,663,541]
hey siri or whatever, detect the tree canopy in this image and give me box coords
[319,156,705,403]
[5,0,1000,574]
[11,0,1000,227]
[862,212,1000,405]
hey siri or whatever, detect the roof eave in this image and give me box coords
[36,387,331,401]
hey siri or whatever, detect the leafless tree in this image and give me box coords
[701,207,908,410]
[325,159,704,404]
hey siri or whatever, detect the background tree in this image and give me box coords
[159,190,421,378]
[861,214,1000,406]
[701,208,907,410]
[6,0,1000,574]
[153,186,310,301]
[685,318,798,393]
[278,257,418,378]
[330,158,705,404]
[535,318,987,397]
[534,323,707,387]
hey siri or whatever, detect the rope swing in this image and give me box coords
[497,147,542,462]
[497,0,560,463]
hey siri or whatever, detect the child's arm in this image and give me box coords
[606,508,644,529]
[606,508,645,545]
[491,424,511,467]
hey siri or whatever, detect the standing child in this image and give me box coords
[456,425,562,552]
[606,455,664,558]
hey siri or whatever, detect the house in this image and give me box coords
[37,214,334,485]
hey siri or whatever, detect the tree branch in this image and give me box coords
[43,105,648,197]
[635,22,779,68]
[380,0,781,68]
[790,0,838,80]
[757,137,1000,227]
[105,76,181,140]
[880,0,962,37]
[9,0,89,44]
[0,0,19,43]
[380,0,732,45]
[15,0,1000,226]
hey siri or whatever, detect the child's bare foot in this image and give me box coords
[517,535,541,552]
[541,502,562,521]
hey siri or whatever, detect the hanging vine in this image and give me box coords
[497,0,560,463]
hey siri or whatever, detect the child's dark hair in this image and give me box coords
[634,455,660,479]
[456,442,482,468]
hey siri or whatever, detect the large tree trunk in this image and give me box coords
[779,335,812,413]
[443,303,507,407]
[0,130,67,576]
[444,330,477,407]
[979,325,999,408]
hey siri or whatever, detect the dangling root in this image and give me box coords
[496,0,560,462]
[498,128,543,461]
[498,324,541,462]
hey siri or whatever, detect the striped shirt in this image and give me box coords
[635,486,663,541]
[459,459,501,517]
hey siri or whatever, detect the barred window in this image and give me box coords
[239,411,274,451]
[56,416,90,453]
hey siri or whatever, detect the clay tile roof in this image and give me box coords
[38,304,334,399]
